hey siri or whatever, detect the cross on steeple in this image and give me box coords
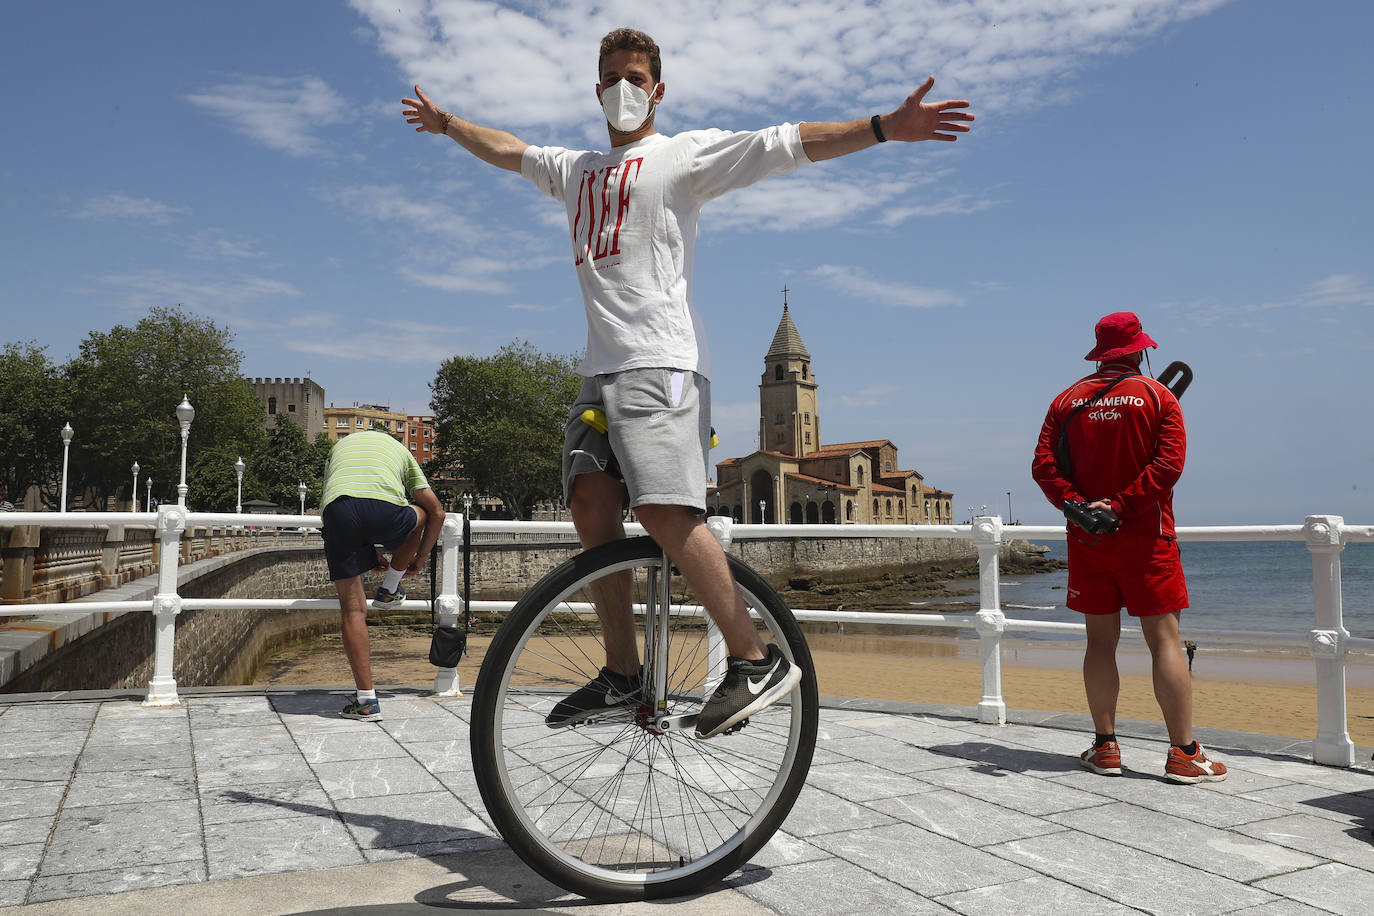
[781,284,789,311]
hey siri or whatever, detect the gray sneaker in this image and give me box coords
[695,644,803,739]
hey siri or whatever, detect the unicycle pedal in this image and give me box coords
[722,717,750,736]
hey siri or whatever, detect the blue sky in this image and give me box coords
[3,0,1371,526]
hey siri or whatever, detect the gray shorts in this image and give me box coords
[563,369,711,511]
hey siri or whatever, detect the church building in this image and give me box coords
[706,300,954,526]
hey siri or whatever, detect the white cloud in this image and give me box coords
[93,269,303,312]
[1297,274,1374,309]
[324,182,560,293]
[1165,273,1374,325]
[703,168,1000,233]
[352,1,1220,236]
[399,262,515,295]
[351,0,1230,131]
[810,264,965,309]
[185,76,349,157]
[186,229,264,261]
[73,193,188,225]
[325,183,480,245]
[832,384,900,409]
[287,316,465,364]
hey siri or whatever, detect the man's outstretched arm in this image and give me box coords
[799,76,972,162]
[403,84,529,172]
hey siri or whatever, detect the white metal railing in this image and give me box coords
[1,509,1369,767]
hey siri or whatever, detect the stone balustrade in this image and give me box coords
[1,522,317,605]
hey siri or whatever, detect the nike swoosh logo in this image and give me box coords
[603,686,636,705]
[747,658,781,695]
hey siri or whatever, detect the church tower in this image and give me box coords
[759,291,820,458]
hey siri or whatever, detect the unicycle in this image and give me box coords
[469,533,817,901]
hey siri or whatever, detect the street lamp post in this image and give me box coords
[175,395,195,506]
[462,491,474,517]
[234,457,245,515]
[758,499,766,525]
[59,423,74,512]
[146,477,153,512]
[1006,490,1012,524]
[131,461,140,512]
[298,481,307,515]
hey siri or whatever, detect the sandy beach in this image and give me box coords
[254,625,1374,749]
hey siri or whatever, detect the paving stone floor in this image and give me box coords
[1,688,1371,914]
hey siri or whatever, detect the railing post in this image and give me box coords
[431,516,465,697]
[144,505,186,707]
[972,516,1006,725]
[703,516,733,694]
[100,525,125,588]
[1,524,39,602]
[1304,514,1354,767]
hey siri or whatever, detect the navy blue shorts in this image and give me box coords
[321,497,418,581]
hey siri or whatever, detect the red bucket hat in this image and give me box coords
[1085,311,1157,361]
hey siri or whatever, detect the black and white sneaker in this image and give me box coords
[545,667,643,728]
[695,644,803,739]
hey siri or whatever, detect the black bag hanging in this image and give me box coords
[427,533,466,668]
[429,623,466,668]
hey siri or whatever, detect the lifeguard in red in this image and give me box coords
[1031,323,1188,617]
[1033,312,1225,784]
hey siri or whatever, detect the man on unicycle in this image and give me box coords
[404,26,973,738]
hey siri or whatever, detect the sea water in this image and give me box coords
[911,540,1374,644]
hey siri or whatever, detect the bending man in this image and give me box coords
[321,429,445,722]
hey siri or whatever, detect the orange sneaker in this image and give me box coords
[1079,740,1122,775]
[1165,743,1228,784]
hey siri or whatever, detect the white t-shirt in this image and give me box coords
[521,124,809,379]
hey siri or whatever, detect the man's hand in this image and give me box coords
[402,85,446,134]
[882,77,973,143]
[405,550,429,576]
[399,85,529,171]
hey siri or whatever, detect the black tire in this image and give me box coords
[470,536,817,902]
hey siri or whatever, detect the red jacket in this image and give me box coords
[1031,367,1185,538]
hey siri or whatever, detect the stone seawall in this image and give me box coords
[465,534,999,598]
[5,533,1031,693]
[3,548,336,693]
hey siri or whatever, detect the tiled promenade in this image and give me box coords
[1,688,1372,915]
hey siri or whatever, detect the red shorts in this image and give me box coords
[1066,533,1189,617]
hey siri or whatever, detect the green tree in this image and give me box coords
[62,306,264,509]
[430,341,581,519]
[248,414,331,512]
[0,342,71,507]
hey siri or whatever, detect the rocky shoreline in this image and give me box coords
[778,548,1066,613]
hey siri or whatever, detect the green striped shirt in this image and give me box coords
[322,430,429,509]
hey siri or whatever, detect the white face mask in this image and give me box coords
[600,78,657,132]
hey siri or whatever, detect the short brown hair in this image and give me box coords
[599,28,661,83]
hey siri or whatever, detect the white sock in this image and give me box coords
[357,689,377,702]
[382,567,404,592]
